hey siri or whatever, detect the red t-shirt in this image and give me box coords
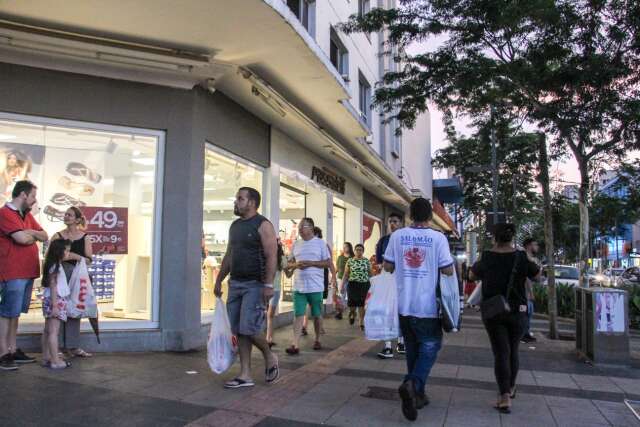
[0,204,43,281]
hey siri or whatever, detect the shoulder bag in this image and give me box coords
[480,251,522,322]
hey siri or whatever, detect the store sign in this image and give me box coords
[311,166,346,194]
[80,207,128,254]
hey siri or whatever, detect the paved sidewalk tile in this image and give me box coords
[533,371,580,389]
[610,377,640,395]
[592,400,640,427]
[570,374,624,393]
[545,396,612,426]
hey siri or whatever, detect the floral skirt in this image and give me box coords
[42,296,68,321]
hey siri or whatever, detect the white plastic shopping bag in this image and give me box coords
[207,297,238,374]
[364,272,399,341]
[68,258,98,318]
[439,270,461,332]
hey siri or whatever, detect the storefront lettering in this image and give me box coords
[311,166,346,194]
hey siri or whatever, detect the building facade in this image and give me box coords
[0,0,445,351]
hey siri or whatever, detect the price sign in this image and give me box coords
[80,207,128,254]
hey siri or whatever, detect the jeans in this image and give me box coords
[399,315,443,395]
[523,301,534,336]
[483,312,526,394]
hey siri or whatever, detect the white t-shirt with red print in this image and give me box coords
[383,226,454,318]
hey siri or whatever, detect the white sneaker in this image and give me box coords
[377,347,394,359]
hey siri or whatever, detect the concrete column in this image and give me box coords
[264,162,281,229]
[159,93,204,351]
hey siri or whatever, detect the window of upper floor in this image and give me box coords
[330,27,350,82]
[358,0,372,42]
[358,71,372,125]
[287,0,315,37]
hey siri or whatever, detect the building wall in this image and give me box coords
[0,62,270,351]
[401,110,433,199]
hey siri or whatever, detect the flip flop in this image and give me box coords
[223,378,255,389]
[71,349,93,358]
[265,359,280,384]
[66,162,102,184]
[49,361,72,370]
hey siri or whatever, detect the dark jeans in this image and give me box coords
[399,315,443,395]
[483,312,526,394]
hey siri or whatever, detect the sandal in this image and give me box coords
[223,378,255,389]
[267,341,276,349]
[71,349,93,358]
[49,360,72,370]
[265,358,280,384]
[313,341,322,350]
[285,346,300,355]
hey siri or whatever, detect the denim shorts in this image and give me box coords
[227,280,266,336]
[0,279,34,318]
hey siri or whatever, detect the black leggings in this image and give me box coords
[483,312,526,395]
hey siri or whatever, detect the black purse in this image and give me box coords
[480,251,522,322]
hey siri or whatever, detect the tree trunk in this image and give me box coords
[537,134,558,339]
[578,158,591,287]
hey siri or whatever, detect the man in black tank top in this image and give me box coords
[214,187,279,388]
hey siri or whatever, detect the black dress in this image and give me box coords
[56,232,88,281]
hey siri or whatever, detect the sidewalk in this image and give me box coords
[2,312,639,427]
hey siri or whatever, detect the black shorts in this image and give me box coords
[347,281,370,307]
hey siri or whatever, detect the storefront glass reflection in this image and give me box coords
[1,116,160,331]
[201,147,263,317]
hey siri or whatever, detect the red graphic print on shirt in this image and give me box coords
[403,247,426,268]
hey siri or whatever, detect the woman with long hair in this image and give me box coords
[334,242,354,319]
[41,239,72,369]
[266,238,287,348]
[51,206,94,358]
[469,223,540,413]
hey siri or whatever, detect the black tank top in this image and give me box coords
[229,214,267,282]
[56,232,87,265]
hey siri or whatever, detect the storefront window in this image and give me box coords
[201,146,263,319]
[278,183,305,312]
[332,202,346,261]
[0,115,162,331]
[363,213,382,274]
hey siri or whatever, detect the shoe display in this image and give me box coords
[43,205,65,222]
[12,349,35,364]
[66,162,102,184]
[59,176,95,196]
[377,347,394,359]
[50,192,86,207]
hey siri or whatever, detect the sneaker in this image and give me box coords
[377,347,394,359]
[12,349,36,364]
[398,379,418,421]
[521,334,536,344]
[396,343,406,354]
[301,327,308,336]
[0,353,18,371]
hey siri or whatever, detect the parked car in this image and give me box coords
[616,267,640,287]
[604,268,625,287]
[542,265,580,287]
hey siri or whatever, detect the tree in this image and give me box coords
[433,115,539,230]
[341,0,640,288]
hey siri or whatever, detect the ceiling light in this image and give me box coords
[204,174,214,182]
[134,170,155,177]
[0,133,16,140]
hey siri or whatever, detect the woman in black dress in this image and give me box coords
[469,223,540,413]
[52,206,93,358]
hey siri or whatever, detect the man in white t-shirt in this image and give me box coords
[384,198,454,422]
[284,217,331,355]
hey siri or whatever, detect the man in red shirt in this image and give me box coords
[0,180,48,370]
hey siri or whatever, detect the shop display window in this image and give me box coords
[201,146,263,320]
[363,213,382,274]
[332,202,346,261]
[0,114,162,331]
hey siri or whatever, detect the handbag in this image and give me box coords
[480,251,522,321]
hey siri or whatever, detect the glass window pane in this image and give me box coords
[0,117,160,331]
[201,147,263,318]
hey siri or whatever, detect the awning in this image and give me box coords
[432,198,458,237]
[433,178,463,204]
